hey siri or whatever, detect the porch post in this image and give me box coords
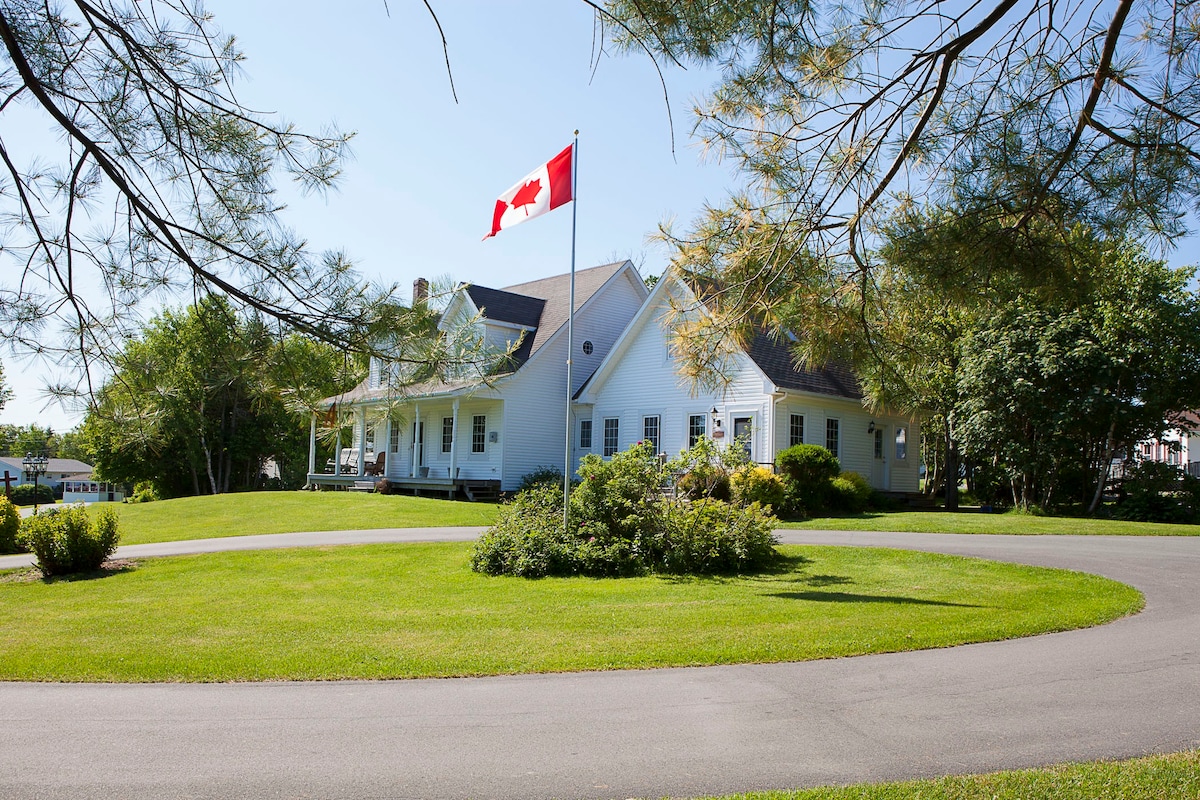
[334,424,343,476]
[308,413,316,477]
[383,416,392,478]
[411,404,421,477]
[356,407,367,477]
[449,399,460,481]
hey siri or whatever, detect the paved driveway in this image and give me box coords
[0,530,1197,799]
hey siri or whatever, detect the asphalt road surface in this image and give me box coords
[1,529,1197,799]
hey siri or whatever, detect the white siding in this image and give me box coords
[498,270,648,489]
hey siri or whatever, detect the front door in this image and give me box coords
[412,422,425,474]
[871,427,887,489]
[732,416,754,461]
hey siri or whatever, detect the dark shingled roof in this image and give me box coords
[745,332,863,400]
[464,285,545,329]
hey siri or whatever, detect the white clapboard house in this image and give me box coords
[307,262,919,496]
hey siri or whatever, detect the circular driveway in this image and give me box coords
[0,529,1197,799]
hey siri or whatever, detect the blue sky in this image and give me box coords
[2,1,735,431]
[3,1,1197,432]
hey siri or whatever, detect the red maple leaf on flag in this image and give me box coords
[509,178,543,215]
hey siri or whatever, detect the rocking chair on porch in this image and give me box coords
[364,452,386,476]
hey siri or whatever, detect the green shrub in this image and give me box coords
[8,483,55,507]
[471,441,779,578]
[1113,461,1200,524]
[730,466,787,510]
[125,481,158,504]
[654,499,777,574]
[830,471,873,513]
[0,496,22,554]
[775,444,841,515]
[18,505,121,576]
[677,469,732,501]
[518,466,565,492]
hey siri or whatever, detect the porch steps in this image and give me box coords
[349,480,377,493]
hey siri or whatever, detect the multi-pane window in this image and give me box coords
[389,424,400,452]
[874,429,884,459]
[472,415,486,453]
[895,426,907,460]
[643,415,660,452]
[825,418,840,457]
[603,418,619,457]
[442,417,454,453]
[579,419,592,450]
[688,414,707,447]
[789,414,804,447]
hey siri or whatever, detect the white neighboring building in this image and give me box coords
[574,271,921,493]
[1136,411,1200,477]
[61,475,127,504]
[0,457,97,492]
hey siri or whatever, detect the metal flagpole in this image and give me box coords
[564,131,579,534]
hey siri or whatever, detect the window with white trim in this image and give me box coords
[471,415,486,453]
[579,419,592,450]
[442,417,454,453]
[688,414,706,448]
[895,426,907,460]
[643,415,660,452]
[603,418,619,457]
[789,414,804,447]
[825,418,840,458]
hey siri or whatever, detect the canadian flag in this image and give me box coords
[483,144,574,239]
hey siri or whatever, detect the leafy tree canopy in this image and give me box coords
[604,0,1200,371]
[81,296,357,496]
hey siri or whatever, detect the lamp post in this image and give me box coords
[21,452,49,513]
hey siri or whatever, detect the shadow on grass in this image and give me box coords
[654,552,814,584]
[768,590,983,608]
[34,559,138,584]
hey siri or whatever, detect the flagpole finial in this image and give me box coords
[574,129,579,136]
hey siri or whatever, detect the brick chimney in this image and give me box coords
[413,277,429,305]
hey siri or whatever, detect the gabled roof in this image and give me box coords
[325,261,643,407]
[578,270,864,403]
[745,333,862,399]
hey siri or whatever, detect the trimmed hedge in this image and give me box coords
[0,496,21,554]
[8,483,55,507]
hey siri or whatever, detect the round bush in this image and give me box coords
[0,496,22,554]
[18,505,121,577]
[8,483,55,507]
[830,471,873,513]
[775,444,841,516]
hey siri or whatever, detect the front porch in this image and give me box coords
[305,471,501,501]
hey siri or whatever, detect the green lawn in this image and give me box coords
[702,750,1200,799]
[111,491,499,545]
[89,494,1197,548]
[786,509,1200,536]
[0,543,1140,682]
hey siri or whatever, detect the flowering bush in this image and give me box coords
[731,466,788,510]
[471,441,778,578]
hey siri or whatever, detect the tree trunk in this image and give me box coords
[1088,418,1118,514]
[944,414,959,511]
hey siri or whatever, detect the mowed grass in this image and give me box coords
[111,491,499,545]
[0,543,1140,682]
[785,510,1200,536]
[702,750,1200,800]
